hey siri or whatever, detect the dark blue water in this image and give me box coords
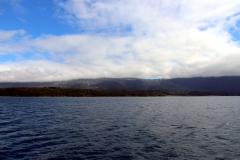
[0,97,240,160]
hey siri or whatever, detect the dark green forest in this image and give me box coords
[0,87,240,97]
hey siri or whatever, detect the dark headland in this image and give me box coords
[1,76,240,96]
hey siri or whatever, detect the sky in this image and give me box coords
[0,0,240,82]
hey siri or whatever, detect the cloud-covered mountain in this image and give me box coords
[1,76,240,92]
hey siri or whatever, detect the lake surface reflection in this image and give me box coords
[1,97,240,159]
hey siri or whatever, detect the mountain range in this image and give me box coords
[1,76,240,92]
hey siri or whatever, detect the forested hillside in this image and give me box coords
[0,76,240,92]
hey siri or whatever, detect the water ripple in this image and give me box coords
[0,97,240,159]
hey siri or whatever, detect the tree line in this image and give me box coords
[0,87,240,97]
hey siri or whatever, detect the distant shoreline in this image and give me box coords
[1,87,240,97]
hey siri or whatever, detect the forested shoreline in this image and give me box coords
[0,87,240,97]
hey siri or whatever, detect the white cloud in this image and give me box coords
[10,0,27,14]
[0,29,25,41]
[0,0,240,82]
[55,0,240,34]
[0,30,29,57]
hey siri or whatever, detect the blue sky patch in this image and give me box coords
[0,54,17,62]
[0,0,76,37]
[228,20,240,42]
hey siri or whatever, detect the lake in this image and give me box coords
[1,97,240,159]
